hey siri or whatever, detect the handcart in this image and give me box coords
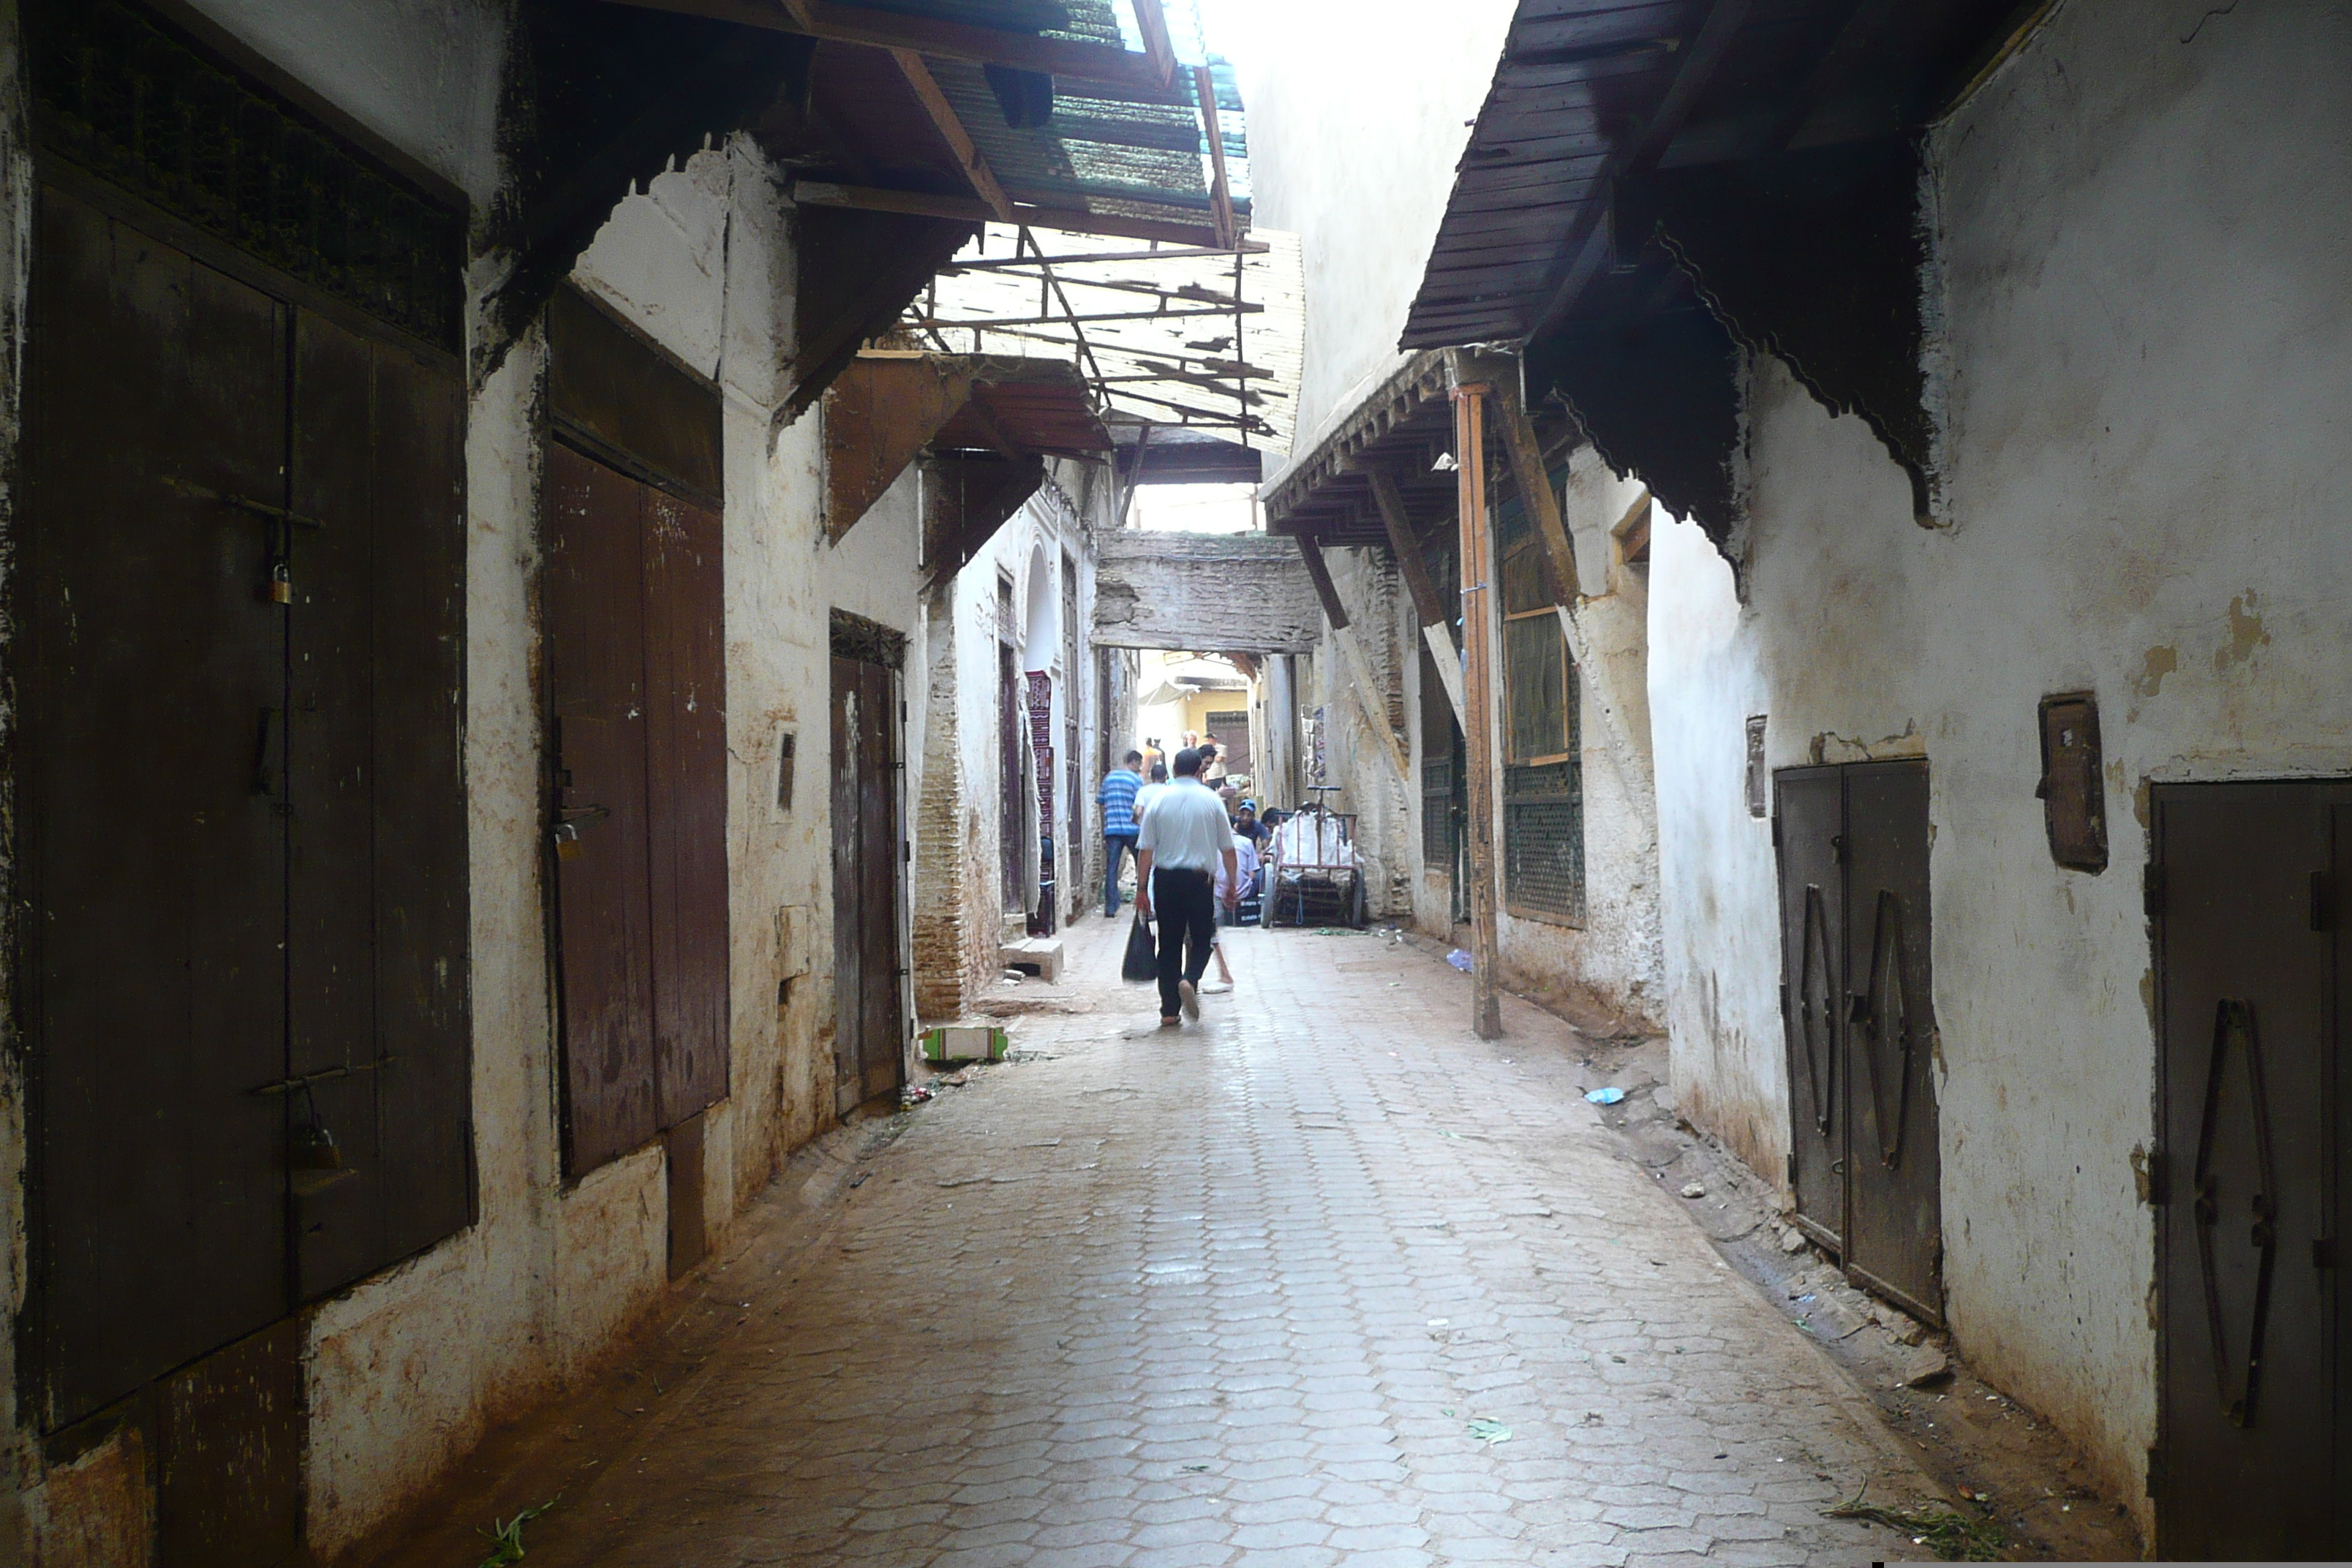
[1264,795,1367,928]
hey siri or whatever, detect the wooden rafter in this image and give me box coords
[792,181,1226,248]
[1192,64,1238,251]
[591,0,1169,88]
[889,49,1014,222]
[1133,0,1176,88]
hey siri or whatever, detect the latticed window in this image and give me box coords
[1496,489,1585,924]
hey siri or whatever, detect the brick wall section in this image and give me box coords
[911,587,970,1022]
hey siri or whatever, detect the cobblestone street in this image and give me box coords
[407,921,1943,1567]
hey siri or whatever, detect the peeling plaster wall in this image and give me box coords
[1316,547,1414,917]
[1240,0,1517,454]
[1649,0,2352,1526]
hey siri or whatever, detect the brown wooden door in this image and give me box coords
[2151,782,2344,1556]
[832,655,905,1115]
[24,184,293,1429]
[1775,760,1941,1320]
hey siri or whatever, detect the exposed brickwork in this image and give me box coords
[912,589,972,1022]
[1093,533,1324,655]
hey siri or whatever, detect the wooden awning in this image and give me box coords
[1260,352,1458,551]
[822,352,1107,542]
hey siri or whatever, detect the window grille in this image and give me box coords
[1504,761,1585,924]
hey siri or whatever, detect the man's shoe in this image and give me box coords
[1178,979,1200,1019]
[1201,979,1232,995]
[1160,1015,1182,1028]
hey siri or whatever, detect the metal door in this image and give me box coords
[1842,761,1942,1322]
[2152,782,2341,1556]
[24,185,292,1428]
[1776,767,1846,1253]
[832,655,905,1114]
[546,445,659,1172]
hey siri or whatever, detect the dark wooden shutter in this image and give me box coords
[548,445,660,1173]
[288,310,471,1298]
[644,488,731,1126]
[26,186,293,1428]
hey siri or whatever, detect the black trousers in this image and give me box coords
[1151,866,1216,1017]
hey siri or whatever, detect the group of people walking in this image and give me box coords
[1097,746,1271,1028]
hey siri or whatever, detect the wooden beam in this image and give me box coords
[944,244,1267,268]
[1192,64,1238,251]
[1448,358,1504,1039]
[889,48,1014,222]
[918,304,1259,328]
[821,355,977,540]
[1133,0,1176,88]
[591,0,1170,88]
[1294,534,1349,630]
[1359,465,1466,730]
[791,181,1223,247]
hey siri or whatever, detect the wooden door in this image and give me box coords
[1841,761,1942,1322]
[1776,766,1847,1254]
[832,655,904,1115]
[2151,782,2342,1556]
[547,446,660,1172]
[24,183,293,1430]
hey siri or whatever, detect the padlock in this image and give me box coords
[266,559,293,605]
[554,821,582,862]
[290,1121,343,1172]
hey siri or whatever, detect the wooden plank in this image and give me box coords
[792,180,1224,246]
[1133,0,1176,88]
[598,0,1170,87]
[1447,355,1504,1039]
[1293,533,1351,630]
[889,48,1015,222]
[1359,465,1467,728]
[1194,64,1237,250]
[822,355,977,538]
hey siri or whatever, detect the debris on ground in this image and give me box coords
[1824,1489,2003,1561]
[1584,1086,1626,1105]
[1901,1346,1954,1388]
[1466,1418,1512,1445]
[1445,948,1474,970]
[1779,1226,1811,1254]
[475,1498,559,1567]
[1680,1182,1706,1199]
[900,1084,934,1107]
[937,1067,974,1087]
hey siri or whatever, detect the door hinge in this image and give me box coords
[2314,1237,2338,1270]
[2144,1444,2163,1498]
[2312,870,2333,932]
[2141,1151,2169,1206]
[2143,863,2166,920]
[1786,1152,1799,1187]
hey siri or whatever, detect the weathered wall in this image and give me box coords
[1315,546,1414,916]
[1240,0,1517,454]
[1092,531,1322,654]
[1649,0,2352,1523]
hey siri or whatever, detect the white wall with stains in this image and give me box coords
[1651,0,2352,1527]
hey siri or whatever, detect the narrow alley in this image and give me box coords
[372,921,1958,1567]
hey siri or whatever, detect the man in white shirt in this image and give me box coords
[1135,748,1239,1025]
[1130,760,1170,829]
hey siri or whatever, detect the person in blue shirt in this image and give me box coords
[1096,750,1145,916]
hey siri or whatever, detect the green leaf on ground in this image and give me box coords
[477,1497,560,1566]
[1825,1490,2004,1561]
[1467,1418,1512,1444]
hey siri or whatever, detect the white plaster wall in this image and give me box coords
[181,0,507,203]
[1648,0,2352,1518]
[1241,0,1517,452]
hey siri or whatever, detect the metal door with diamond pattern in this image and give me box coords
[1775,761,1941,1323]
[2151,782,2342,1556]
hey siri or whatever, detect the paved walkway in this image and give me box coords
[486,921,1934,1567]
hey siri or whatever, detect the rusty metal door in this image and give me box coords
[1841,761,1942,1322]
[2152,782,2342,1556]
[832,655,905,1115]
[546,445,659,1172]
[1776,767,1846,1254]
[24,183,292,1430]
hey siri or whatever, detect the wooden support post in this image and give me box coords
[1495,382,1655,820]
[1360,464,1466,729]
[1294,534,1412,795]
[1449,369,1504,1040]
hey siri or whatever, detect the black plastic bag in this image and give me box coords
[1121,912,1157,982]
